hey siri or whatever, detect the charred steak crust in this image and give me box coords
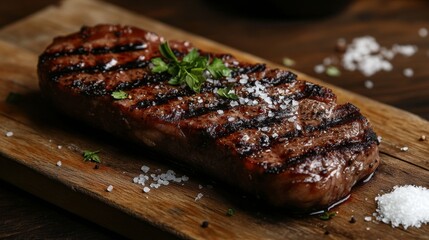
[38,24,380,210]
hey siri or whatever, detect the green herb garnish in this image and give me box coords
[326,66,341,77]
[319,211,336,220]
[83,150,101,163]
[111,90,128,100]
[6,92,22,104]
[226,208,235,216]
[217,85,238,100]
[282,57,296,67]
[151,42,232,93]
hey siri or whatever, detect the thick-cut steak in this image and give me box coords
[38,24,380,210]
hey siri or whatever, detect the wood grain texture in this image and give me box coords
[0,0,428,239]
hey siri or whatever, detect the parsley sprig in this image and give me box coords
[83,150,101,163]
[151,42,233,95]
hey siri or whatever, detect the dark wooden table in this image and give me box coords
[1,0,428,238]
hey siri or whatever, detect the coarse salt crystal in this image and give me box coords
[199,184,203,189]
[400,146,409,152]
[195,193,204,201]
[182,175,189,181]
[239,78,248,84]
[141,165,150,173]
[403,68,414,78]
[364,216,372,222]
[375,185,429,229]
[57,145,62,149]
[5,131,13,137]
[377,136,382,143]
[217,110,224,115]
[241,135,250,142]
[105,59,118,69]
[143,187,150,193]
[314,64,325,74]
[230,101,239,107]
[364,80,374,89]
[56,161,62,167]
[418,28,428,38]
[228,117,235,122]
[106,185,113,192]
[393,45,418,57]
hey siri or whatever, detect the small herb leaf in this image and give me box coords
[159,42,178,62]
[226,208,235,216]
[207,58,232,79]
[182,48,199,63]
[151,57,168,73]
[326,66,341,77]
[319,211,336,220]
[83,150,101,163]
[111,90,128,100]
[217,86,238,100]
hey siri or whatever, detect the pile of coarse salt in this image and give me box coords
[341,36,417,77]
[132,165,189,193]
[314,36,419,87]
[374,185,429,229]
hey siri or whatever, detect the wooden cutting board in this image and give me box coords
[0,0,428,239]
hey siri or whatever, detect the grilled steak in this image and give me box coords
[38,24,380,210]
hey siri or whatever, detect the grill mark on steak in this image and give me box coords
[263,129,378,174]
[47,59,150,82]
[39,42,149,62]
[227,103,363,157]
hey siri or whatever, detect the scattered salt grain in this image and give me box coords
[195,193,204,201]
[143,187,150,193]
[364,80,374,89]
[217,110,224,115]
[400,146,409,152]
[419,135,426,141]
[133,166,189,192]
[393,45,418,57]
[364,216,372,222]
[141,165,150,173]
[5,131,13,137]
[56,161,62,167]
[314,64,325,74]
[366,227,370,231]
[403,68,414,78]
[418,28,428,38]
[377,136,383,143]
[104,59,118,69]
[228,117,235,122]
[375,185,429,229]
[106,185,113,192]
[57,145,62,149]
[199,184,203,189]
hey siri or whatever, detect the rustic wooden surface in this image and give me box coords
[0,0,428,239]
